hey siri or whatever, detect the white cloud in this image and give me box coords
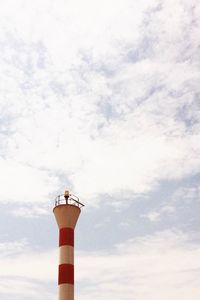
[0,240,57,299]
[77,230,200,300]
[11,205,50,218]
[0,1,199,299]
[0,278,54,300]
[0,158,58,203]
[0,0,199,205]
[0,240,28,258]
[143,205,175,222]
[0,241,57,280]
[144,211,161,222]
[172,185,200,203]
[1,231,200,300]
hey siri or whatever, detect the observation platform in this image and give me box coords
[54,193,84,209]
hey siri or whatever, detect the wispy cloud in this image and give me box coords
[0,158,58,203]
[77,230,200,300]
[1,230,200,300]
[0,1,199,297]
[0,0,199,205]
[0,240,57,299]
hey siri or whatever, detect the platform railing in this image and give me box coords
[54,194,84,208]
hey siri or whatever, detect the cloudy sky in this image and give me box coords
[0,0,200,299]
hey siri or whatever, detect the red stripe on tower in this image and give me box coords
[58,264,74,285]
[59,228,74,247]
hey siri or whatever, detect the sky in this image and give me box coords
[0,0,200,299]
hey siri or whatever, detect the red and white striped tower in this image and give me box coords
[53,191,84,300]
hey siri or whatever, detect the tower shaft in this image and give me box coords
[54,204,81,300]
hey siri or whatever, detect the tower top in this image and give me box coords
[54,190,84,209]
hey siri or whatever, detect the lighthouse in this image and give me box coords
[53,190,84,300]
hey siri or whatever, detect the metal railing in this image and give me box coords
[54,194,84,208]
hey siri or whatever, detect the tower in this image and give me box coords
[53,191,84,300]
